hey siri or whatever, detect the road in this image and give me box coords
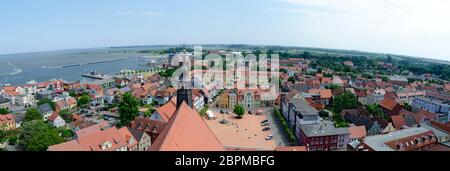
[263,107,291,146]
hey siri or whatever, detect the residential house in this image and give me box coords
[0,114,16,131]
[366,91,386,105]
[0,97,11,110]
[354,89,367,105]
[341,108,388,136]
[48,113,66,128]
[308,89,332,105]
[299,123,350,151]
[150,97,177,123]
[218,91,229,108]
[343,61,354,68]
[130,117,166,142]
[38,103,54,121]
[348,126,367,142]
[48,126,137,151]
[129,129,152,151]
[380,97,403,117]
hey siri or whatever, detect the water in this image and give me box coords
[0,48,155,85]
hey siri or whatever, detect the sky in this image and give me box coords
[1,0,449,61]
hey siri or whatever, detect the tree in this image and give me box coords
[37,98,56,110]
[118,92,139,126]
[59,109,72,123]
[8,136,17,145]
[366,104,386,119]
[332,91,358,114]
[23,108,43,122]
[233,105,245,119]
[0,108,10,114]
[319,110,329,118]
[78,94,91,107]
[19,120,63,151]
[325,84,341,90]
[288,77,296,83]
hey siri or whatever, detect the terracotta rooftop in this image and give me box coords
[348,126,367,139]
[0,114,15,124]
[380,97,399,111]
[391,115,406,129]
[154,97,177,122]
[149,102,225,151]
[48,126,131,151]
[308,89,332,99]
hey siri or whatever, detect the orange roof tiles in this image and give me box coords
[49,126,131,151]
[380,97,399,111]
[308,89,332,99]
[0,114,15,124]
[149,102,225,151]
[155,97,177,122]
[391,115,406,129]
[348,126,367,139]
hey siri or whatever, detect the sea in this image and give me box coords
[0,47,160,85]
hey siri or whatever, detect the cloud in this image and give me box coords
[117,10,164,16]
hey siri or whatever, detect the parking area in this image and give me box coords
[204,107,277,150]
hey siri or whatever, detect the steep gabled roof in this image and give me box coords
[149,102,224,151]
[154,97,177,122]
[380,97,399,111]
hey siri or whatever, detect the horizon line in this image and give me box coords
[1,44,449,63]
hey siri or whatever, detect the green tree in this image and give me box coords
[332,91,358,114]
[23,108,43,122]
[118,92,139,126]
[0,108,10,114]
[319,110,329,118]
[366,104,386,119]
[233,105,245,119]
[78,94,91,107]
[19,120,63,151]
[325,84,341,90]
[37,98,56,110]
[59,109,72,123]
[8,136,17,145]
[288,77,296,83]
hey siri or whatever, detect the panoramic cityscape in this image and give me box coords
[1,0,450,156]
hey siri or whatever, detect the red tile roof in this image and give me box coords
[308,89,332,99]
[430,121,450,134]
[380,97,399,111]
[391,115,406,129]
[155,97,177,122]
[149,102,224,151]
[348,126,367,139]
[0,114,15,124]
[49,126,130,151]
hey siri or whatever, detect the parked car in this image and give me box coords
[220,110,225,114]
[261,122,270,126]
[248,111,254,114]
[266,135,274,140]
[261,120,269,124]
[262,127,271,131]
